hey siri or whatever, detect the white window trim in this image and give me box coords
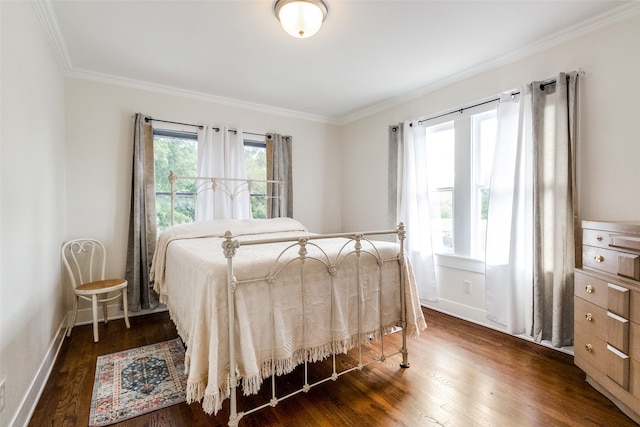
[434,253,485,274]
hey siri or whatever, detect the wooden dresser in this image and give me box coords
[575,220,640,423]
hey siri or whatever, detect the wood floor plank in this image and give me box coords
[28,308,638,426]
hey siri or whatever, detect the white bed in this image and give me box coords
[150,176,426,425]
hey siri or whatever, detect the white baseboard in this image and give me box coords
[420,297,507,333]
[10,317,67,427]
[420,298,574,355]
[70,302,168,328]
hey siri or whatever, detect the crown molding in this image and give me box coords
[33,0,640,127]
[336,2,640,125]
[64,67,338,125]
[31,0,72,73]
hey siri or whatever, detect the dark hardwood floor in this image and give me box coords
[29,307,638,426]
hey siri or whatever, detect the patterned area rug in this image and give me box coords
[89,338,187,426]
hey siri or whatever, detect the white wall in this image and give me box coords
[340,14,640,330]
[0,2,67,426]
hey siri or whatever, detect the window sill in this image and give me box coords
[434,253,485,274]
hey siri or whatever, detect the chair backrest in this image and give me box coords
[61,239,107,288]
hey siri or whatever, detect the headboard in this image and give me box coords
[167,170,284,226]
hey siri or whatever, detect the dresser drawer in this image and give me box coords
[575,270,608,308]
[575,330,607,374]
[608,311,630,354]
[584,246,618,275]
[608,344,630,390]
[610,234,640,253]
[575,296,606,340]
[583,228,611,249]
[583,246,640,281]
[609,283,631,318]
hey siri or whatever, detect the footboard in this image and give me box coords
[221,224,411,426]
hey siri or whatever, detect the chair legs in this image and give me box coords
[66,297,79,337]
[67,289,130,343]
[92,294,99,342]
[103,300,109,324]
[122,288,131,329]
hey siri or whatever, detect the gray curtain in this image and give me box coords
[125,113,159,311]
[387,125,400,229]
[266,133,293,218]
[531,72,580,347]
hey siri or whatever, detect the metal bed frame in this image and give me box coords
[166,172,412,426]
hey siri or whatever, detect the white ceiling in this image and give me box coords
[44,0,638,123]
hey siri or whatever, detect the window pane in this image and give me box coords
[244,141,267,219]
[426,121,455,254]
[475,112,497,187]
[472,111,497,258]
[429,190,453,254]
[425,122,454,189]
[153,132,198,231]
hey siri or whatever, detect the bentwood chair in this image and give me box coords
[62,238,130,342]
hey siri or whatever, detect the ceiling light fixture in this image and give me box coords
[273,0,328,39]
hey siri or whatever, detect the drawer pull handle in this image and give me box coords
[585,285,594,294]
[585,313,593,321]
[594,255,604,263]
[597,235,603,241]
[585,344,593,352]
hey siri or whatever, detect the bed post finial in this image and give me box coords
[397,222,406,242]
[354,234,363,255]
[298,237,308,260]
[222,231,240,259]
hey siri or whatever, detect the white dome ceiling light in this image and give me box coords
[273,0,329,39]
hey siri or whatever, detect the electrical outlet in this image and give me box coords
[0,378,5,412]
[463,280,471,294]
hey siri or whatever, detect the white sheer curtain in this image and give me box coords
[195,125,218,221]
[225,129,251,219]
[396,121,438,301]
[485,90,533,334]
[195,126,251,221]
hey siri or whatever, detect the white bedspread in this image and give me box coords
[150,218,426,415]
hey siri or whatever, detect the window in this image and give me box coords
[243,138,268,219]
[153,129,198,232]
[425,104,497,260]
[153,129,268,231]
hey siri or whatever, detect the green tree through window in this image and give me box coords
[244,140,267,219]
[153,130,198,232]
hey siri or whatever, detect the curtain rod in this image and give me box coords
[145,117,203,130]
[223,129,267,138]
[417,97,502,125]
[144,117,267,137]
[416,88,532,126]
[394,72,578,131]
[538,77,559,90]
